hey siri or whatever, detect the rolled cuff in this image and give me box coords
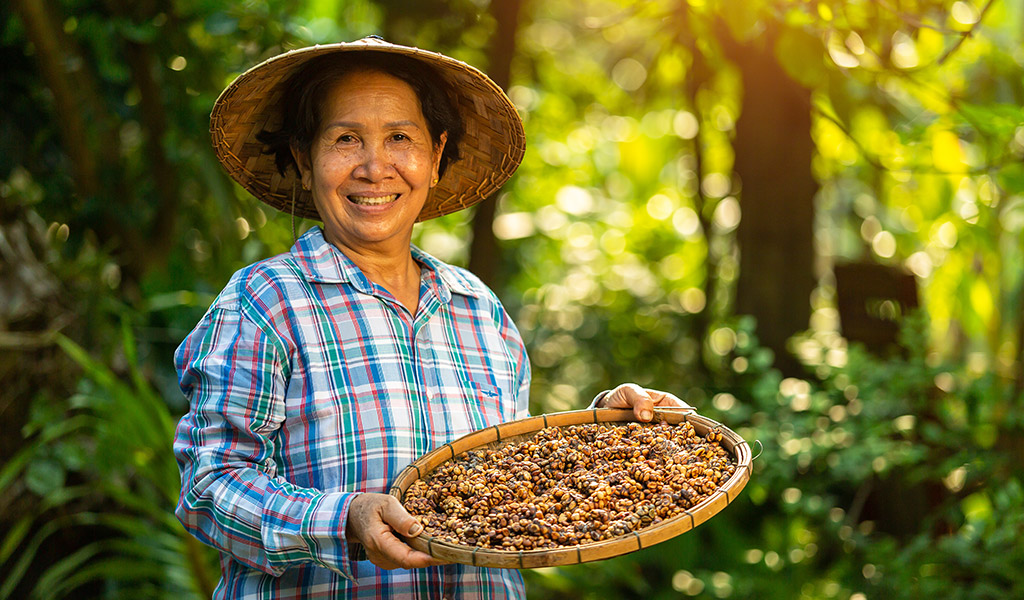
[262,490,361,581]
[588,390,612,409]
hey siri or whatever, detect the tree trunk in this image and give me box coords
[118,35,179,276]
[9,0,105,198]
[719,27,817,376]
[10,0,171,288]
[467,0,523,287]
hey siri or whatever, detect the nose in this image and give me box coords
[352,143,392,181]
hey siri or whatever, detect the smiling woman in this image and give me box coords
[174,36,690,600]
[291,68,450,311]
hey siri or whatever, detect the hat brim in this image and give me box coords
[210,38,526,222]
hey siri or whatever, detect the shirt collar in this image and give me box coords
[290,227,479,300]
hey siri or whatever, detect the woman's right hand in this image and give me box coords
[596,383,692,422]
[346,493,447,570]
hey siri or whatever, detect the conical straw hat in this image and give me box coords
[210,36,526,222]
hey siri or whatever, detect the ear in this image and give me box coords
[290,142,313,190]
[430,132,448,188]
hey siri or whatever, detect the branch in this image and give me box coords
[814,102,1015,176]
[937,0,998,65]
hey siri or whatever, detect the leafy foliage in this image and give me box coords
[526,314,1024,599]
[1,324,218,599]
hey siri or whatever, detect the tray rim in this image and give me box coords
[388,407,751,569]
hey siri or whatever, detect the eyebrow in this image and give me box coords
[323,120,422,130]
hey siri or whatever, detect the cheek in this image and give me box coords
[312,149,352,181]
[394,149,435,180]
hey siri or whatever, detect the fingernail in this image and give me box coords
[408,523,423,537]
[640,410,652,421]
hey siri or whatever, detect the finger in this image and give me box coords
[630,391,656,422]
[370,496,447,569]
[602,383,656,422]
[380,495,424,538]
[647,389,692,409]
[368,530,446,569]
[365,551,400,571]
[600,383,644,408]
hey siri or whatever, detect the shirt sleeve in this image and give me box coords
[173,304,360,580]
[586,390,611,409]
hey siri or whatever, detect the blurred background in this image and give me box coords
[2,0,1022,598]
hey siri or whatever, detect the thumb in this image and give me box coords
[381,496,423,538]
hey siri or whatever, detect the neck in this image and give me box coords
[324,230,421,313]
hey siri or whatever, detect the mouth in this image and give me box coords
[348,193,399,206]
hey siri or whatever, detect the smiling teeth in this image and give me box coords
[349,194,398,205]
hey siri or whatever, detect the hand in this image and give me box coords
[345,493,447,570]
[596,383,692,422]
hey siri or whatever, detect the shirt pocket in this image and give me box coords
[457,378,508,431]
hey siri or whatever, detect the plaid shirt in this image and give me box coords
[174,227,530,599]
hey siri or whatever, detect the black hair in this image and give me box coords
[257,51,464,179]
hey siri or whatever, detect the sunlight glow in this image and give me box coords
[672,206,701,237]
[828,39,860,68]
[493,212,535,240]
[555,185,594,215]
[871,231,896,258]
[934,221,958,248]
[951,1,980,25]
[713,196,740,230]
[846,32,866,55]
[679,288,706,313]
[701,173,731,198]
[646,193,675,220]
[906,251,933,278]
[673,110,700,139]
[612,57,647,91]
[891,31,920,69]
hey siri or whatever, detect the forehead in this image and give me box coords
[319,68,425,119]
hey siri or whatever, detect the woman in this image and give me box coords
[175,37,688,599]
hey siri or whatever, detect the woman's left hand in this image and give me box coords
[595,383,692,422]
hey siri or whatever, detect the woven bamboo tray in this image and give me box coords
[389,408,752,568]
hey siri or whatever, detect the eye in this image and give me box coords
[391,133,410,142]
[336,134,357,144]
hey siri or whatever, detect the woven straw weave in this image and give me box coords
[210,38,526,222]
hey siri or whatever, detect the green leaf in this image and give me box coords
[958,102,1024,137]
[0,415,94,493]
[0,516,33,566]
[24,457,66,497]
[0,443,35,493]
[0,517,68,600]
[30,544,103,600]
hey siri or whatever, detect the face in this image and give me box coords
[293,69,446,256]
